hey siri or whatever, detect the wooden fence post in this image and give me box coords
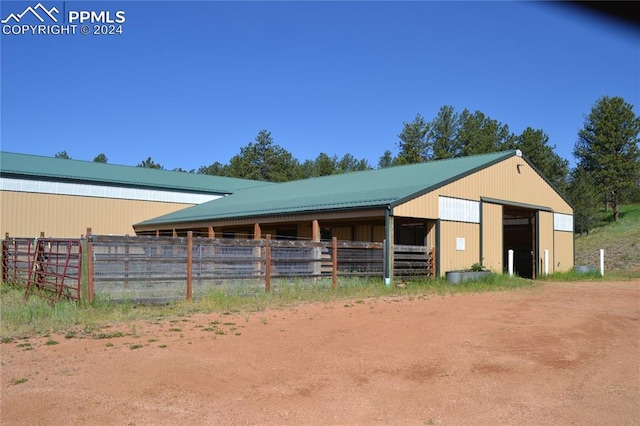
[265,234,271,293]
[332,237,338,289]
[186,231,193,301]
[86,227,94,303]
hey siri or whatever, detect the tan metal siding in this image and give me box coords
[538,211,554,275]
[373,225,385,242]
[482,203,503,272]
[425,221,436,247]
[354,224,373,242]
[1,190,195,238]
[554,231,574,272]
[439,221,480,274]
[297,223,312,239]
[394,156,572,218]
[333,226,353,241]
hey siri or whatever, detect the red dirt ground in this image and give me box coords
[1,280,639,425]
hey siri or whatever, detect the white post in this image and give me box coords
[508,249,514,277]
[544,249,549,276]
[600,249,605,276]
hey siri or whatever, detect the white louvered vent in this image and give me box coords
[554,213,573,232]
[439,196,480,223]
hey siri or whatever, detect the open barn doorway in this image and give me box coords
[503,207,536,278]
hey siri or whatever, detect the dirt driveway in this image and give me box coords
[2,280,639,425]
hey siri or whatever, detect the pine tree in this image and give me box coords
[574,96,640,221]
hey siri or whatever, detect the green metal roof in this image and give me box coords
[136,151,517,227]
[0,152,272,194]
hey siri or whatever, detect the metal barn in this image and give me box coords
[134,151,574,279]
[0,152,271,237]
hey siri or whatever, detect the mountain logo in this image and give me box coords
[1,3,59,24]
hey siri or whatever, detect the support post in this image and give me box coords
[600,249,605,276]
[312,220,321,277]
[332,236,338,289]
[86,227,95,303]
[253,224,262,277]
[544,249,549,276]
[186,231,193,301]
[384,207,394,286]
[508,249,514,277]
[265,234,271,292]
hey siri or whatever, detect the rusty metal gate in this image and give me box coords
[2,237,83,303]
[2,237,33,285]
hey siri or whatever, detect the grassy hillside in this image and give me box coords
[574,203,640,277]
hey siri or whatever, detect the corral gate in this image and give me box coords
[1,236,82,303]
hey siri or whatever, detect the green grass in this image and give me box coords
[575,203,640,277]
[538,269,605,282]
[4,203,638,342]
[1,275,535,340]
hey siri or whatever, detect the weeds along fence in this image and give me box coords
[87,233,434,304]
[2,232,435,304]
[87,233,385,303]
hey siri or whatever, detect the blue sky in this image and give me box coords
[1,1,638,171]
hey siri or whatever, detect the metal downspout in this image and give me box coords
[384,206,391,286]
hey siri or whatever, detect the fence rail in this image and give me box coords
[394,244,436,277]
[2,231,434,304]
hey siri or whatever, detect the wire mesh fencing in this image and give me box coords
[86,233,433,304]
[88,235,268,303]
[2,232,434,305]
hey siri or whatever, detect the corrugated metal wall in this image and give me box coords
[373,225,385,242]
[538,211,554,275]
[554,231,574,272]
[482,202,503,272]
[332,226,353,241]
[1,191,196,238]
[394,156,572,217]
[439,221,480,273]
[395,155,574,275]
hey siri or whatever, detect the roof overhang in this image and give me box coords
[134,207,388,232]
